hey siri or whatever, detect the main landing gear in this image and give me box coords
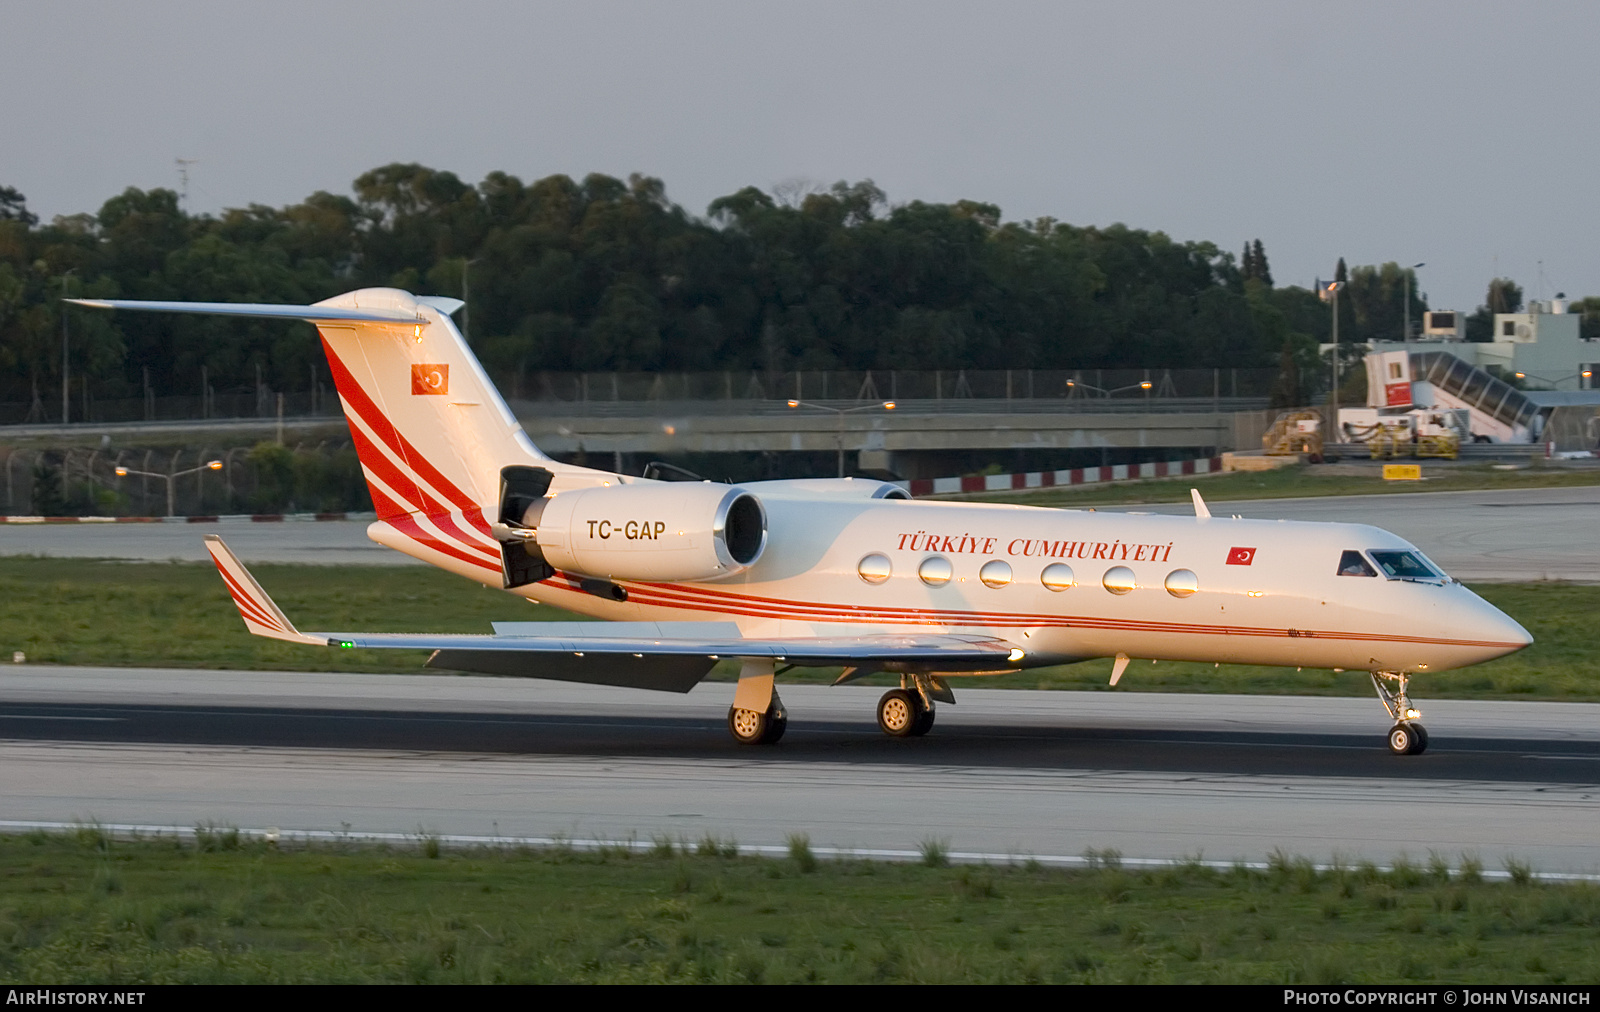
[877,688,935,737]
[877,675,950,738]
[726,669,953,745]
[728,694,788,745]
[1372,671,1428,756]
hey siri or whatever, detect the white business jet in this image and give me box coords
[75,289,1531,755]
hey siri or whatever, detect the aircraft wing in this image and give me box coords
[205,536,1020,692]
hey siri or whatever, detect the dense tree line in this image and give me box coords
[0,167,1470,408]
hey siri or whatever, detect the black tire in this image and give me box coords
[760,710,788,745]
[910,703,936,737]
[1387,722,1424,756]
[1411,723,1428,755]
[877,689,920,737]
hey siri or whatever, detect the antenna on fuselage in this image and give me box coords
[1190,488,1211,519]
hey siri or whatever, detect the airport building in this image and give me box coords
[1369,300,1598,392]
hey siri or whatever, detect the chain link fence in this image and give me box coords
[0,441,369,517]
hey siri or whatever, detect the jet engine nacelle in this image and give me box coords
[536,482,767,582]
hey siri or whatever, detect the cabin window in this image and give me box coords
[979,559,1012,589]
[1102,566,1136,595]
[1337,550,1377,577]
[1164,569,1198,598]
[858,553,892,585]
[918,556,953,587]
[1368,550,1442,580]
[1040,563,1075,591]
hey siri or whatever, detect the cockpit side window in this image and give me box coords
[1337,550,1377,577]
[1368,550,1442,580]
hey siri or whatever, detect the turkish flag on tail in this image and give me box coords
[1226,547,1256,566]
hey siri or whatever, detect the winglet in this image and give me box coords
[203,535,325,645]
[1190,488,1211,519]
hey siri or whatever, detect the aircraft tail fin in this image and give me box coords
[71,289,610,523]
[203,535,325,645]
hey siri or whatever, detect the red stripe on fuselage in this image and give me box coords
[383,513,501,575]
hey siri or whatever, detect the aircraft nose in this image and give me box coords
[1458,591,1533,660]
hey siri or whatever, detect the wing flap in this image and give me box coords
[425,650,715,692]
[326,628,1018,667]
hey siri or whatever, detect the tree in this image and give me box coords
[1342,262,1425,345]
[0,187,37,226]
[1465,277,1524,342]
[1241,239,1272,286]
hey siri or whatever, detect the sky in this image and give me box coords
[5,0,1598,313]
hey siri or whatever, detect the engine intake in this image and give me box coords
[536,482,767,582]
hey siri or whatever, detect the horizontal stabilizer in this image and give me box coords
[67,298,420,324]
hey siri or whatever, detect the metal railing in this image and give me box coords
[0,368,1280,428]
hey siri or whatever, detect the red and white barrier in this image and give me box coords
[899,456,1223,498]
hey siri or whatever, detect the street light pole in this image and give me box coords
[1065,379,1153,398]
[786,399,896,477]
[1403,262,1425,342]
[1324,280,1346,435]
[61,270,76,424]
[116,460,223,517]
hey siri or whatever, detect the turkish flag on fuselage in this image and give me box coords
[1226,547,1256,566]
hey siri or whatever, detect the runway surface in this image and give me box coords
[3,485,1597,580]
[2,666,1597,872]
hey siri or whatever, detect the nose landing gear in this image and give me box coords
[1372,671,1428,755]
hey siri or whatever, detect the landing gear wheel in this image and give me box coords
[877,689,921,738]
[1372,671,1428,756]
[910,701,936,737]
[729,704,787,745]
[1387,722,1427,756]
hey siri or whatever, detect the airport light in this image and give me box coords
[114,459,224,517]
[1513,369,1593,390]
[1065,379,1153,397]
[786,399,896,476]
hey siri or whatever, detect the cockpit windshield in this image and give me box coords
[1337,550,1377,577]
[1367,550,1444,581]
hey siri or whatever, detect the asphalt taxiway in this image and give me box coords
[2,666,1596,873]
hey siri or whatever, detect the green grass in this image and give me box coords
[0,556,587,674]
[0,832,1596,983]
[1,559,1594,700]
[964,461,1600,509]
